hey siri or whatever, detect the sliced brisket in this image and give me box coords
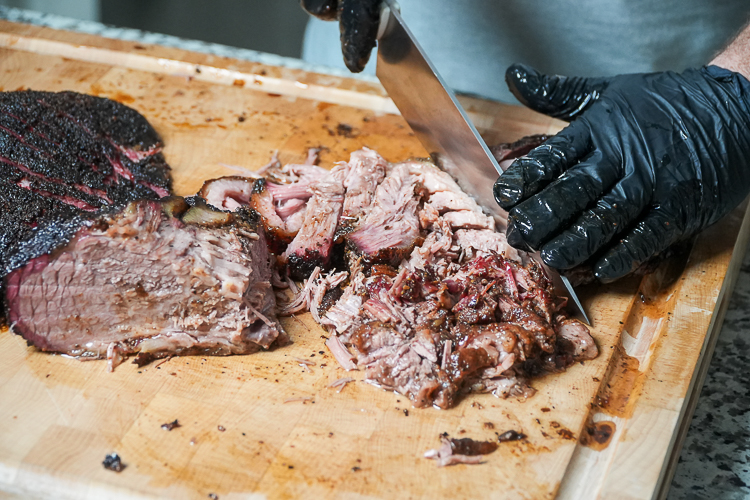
[334,147,387,241]
[200,149,332,266]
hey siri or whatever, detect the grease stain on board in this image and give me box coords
[580,420,617,451]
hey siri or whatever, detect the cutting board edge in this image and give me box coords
[652,200,750,500]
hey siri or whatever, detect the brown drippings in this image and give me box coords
[556,428,575,440]
[595,346,642,418]
[448,437,499,456]
[111,91,135,104]
[497,430,526,442]
[335,123,359,138]
[580,420,617,451]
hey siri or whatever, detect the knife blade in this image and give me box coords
[375,1,590,325]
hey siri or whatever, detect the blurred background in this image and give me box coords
[0,0,310,58]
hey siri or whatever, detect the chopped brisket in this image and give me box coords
[199,149,328,251]
[269,143,597,409]
[5,198,285,369]
[194,140,596,408]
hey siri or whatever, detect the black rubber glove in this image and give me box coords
[301,0,381,73]
[494,64,750,283]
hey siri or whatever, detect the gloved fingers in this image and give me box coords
[505,63,611,122]
[301,0,339,20]
[593,206,682,283]
[339,0,382,72]
[506,154,621,251]
[494,119,592,210]
[540,173,650,269]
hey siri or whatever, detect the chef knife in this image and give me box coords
[375,0,590,325]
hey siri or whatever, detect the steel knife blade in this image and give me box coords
[375,1,590,325]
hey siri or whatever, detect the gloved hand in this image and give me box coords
[300,0,381,73]
[494,64,750,283]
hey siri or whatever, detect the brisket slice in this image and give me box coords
[283,164,347,280]
[0,90,171,281]
[346,162,423,266]
[334,147,387,241]
[199,177,300,252]
[4,198,285,369]
[199,150,329,260]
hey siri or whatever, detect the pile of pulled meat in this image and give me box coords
[202,145,597,408]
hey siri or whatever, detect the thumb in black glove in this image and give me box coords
[494,63,750,282]
[301,0,382,73]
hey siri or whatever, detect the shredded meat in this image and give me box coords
[205,142,598,409]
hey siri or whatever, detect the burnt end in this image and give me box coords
[181,197,233,227]
[234,205,262,227]
[318,285,344,316]
[102,453,125,472]
[287,250,326,281]
[346,239,418,269]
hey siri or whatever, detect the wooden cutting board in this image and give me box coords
[0,21,747,500]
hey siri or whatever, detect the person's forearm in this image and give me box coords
[711,22,750,79]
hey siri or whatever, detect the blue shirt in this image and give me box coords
[302,0,750,103]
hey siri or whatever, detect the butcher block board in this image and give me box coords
[0,22,748,500]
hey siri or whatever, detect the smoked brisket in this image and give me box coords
[1,90,285,366]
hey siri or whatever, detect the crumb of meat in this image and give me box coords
[424,435,498,467]
[161,419,181,431]
[102,452,126,472]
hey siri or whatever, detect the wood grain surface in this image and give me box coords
[0,22,746,500]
